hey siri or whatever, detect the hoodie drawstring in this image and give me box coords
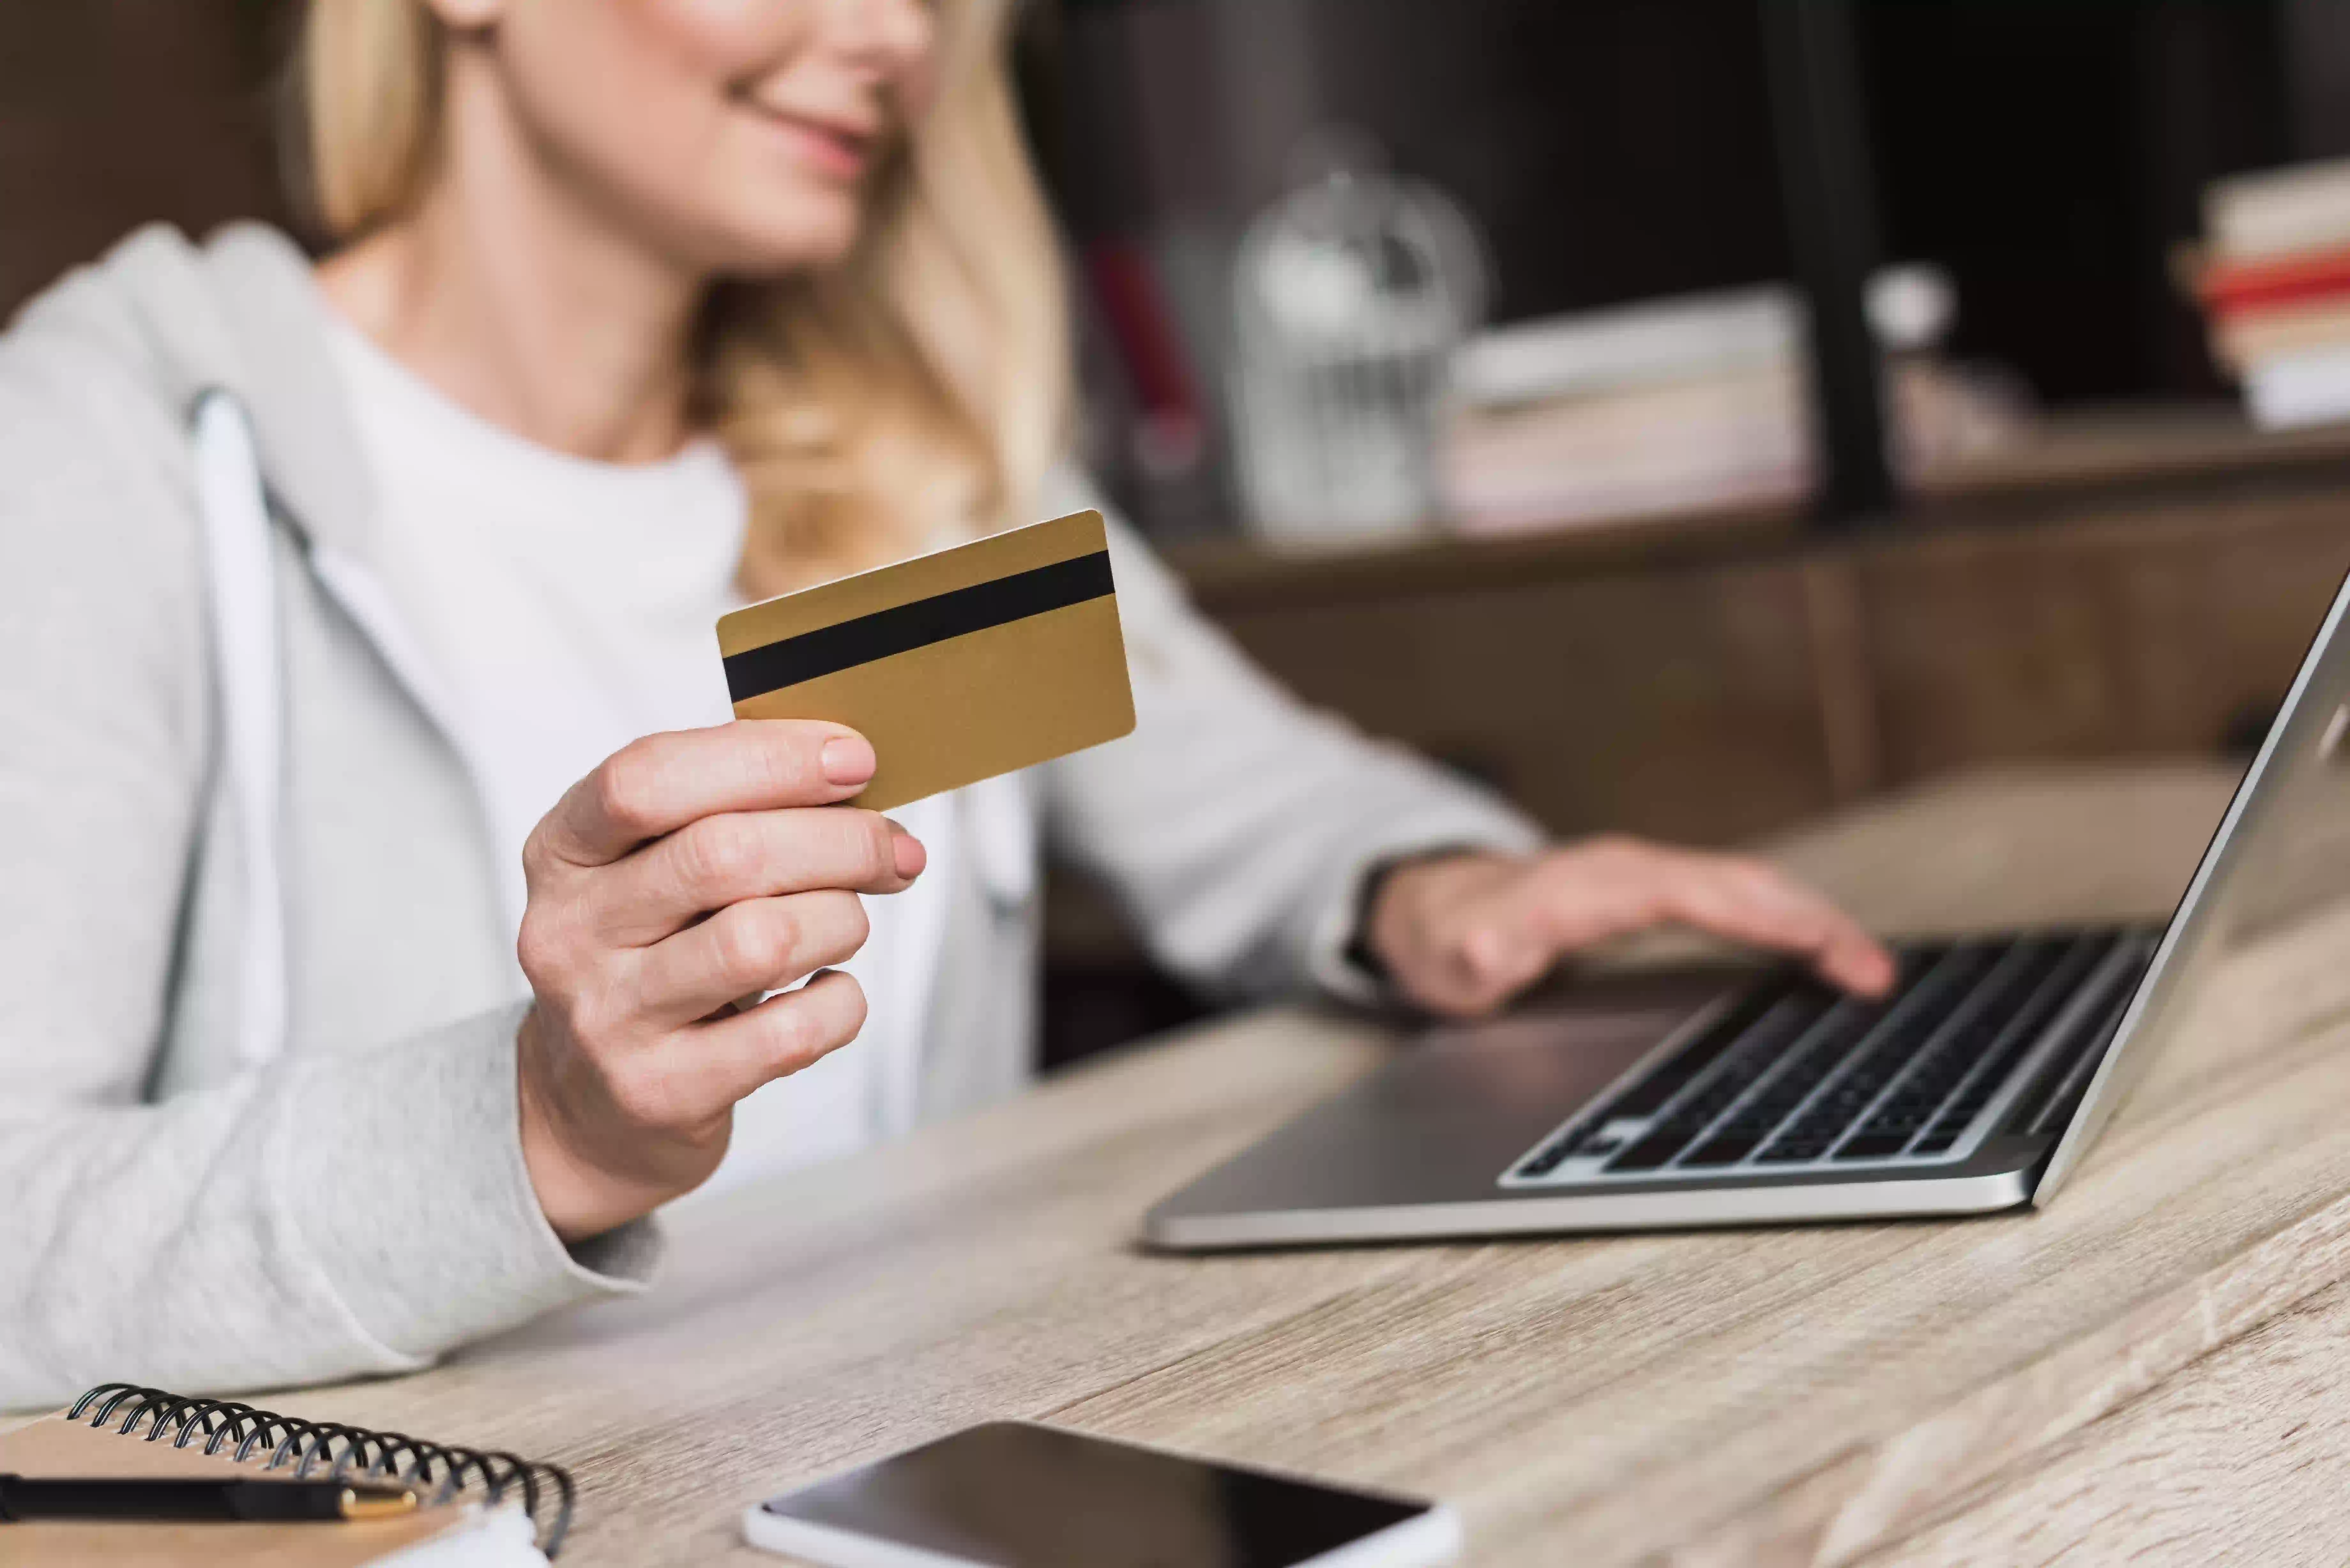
[190,391,289,1068]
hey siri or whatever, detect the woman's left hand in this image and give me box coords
[1365,837,1897,1017]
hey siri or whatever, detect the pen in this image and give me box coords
[0,1474,419,1523]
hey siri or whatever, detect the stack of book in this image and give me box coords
[2195,158,2350,428]
[1440,267,2033,536]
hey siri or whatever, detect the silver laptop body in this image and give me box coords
[1145,565,2350,1251]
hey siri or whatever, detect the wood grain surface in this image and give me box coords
[125,762,2350,1566]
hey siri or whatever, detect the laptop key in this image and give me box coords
[1833,1133,1911,1160]
[1680,1133,1761,1166]
[1606,1130,1691,1172]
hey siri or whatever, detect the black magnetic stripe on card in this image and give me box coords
[724,549,1116,702]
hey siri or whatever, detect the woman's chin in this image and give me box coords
[701,206,865,280]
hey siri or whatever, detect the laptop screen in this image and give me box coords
[2038,562,2350,1199]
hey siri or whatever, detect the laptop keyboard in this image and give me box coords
[1503,928,2154,1187]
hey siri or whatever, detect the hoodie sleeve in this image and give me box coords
[0,269,653,1413]
[1038,470,1545,1002]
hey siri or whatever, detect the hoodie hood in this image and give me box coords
[27,222,380,563]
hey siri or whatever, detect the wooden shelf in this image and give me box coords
[1167,401,2350,613]
[1168,497,1803,613]
[1911,401,2350,513]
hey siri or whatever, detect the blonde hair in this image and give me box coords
[289,0,1069,596]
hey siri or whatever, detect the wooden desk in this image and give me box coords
[243,764,2350,1564]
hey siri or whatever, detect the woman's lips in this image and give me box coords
[744,103,875,181]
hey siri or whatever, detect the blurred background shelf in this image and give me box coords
[1909,399,2350,511]
[1028,0,2336,542]
[1171,401,2350,608]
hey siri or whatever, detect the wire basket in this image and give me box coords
[1230,144,1485,545]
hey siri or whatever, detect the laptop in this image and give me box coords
[1144,565,2350,1250]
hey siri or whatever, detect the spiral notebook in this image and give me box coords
[0,1383,573,1566]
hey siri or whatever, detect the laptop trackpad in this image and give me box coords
[1165,983,1729,1218]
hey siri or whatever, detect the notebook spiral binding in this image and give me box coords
[65,1383,574,1557]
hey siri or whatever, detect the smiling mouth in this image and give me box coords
[742,100,879,179]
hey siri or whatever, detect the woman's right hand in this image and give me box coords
[512,720,923,1241]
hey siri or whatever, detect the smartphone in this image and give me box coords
[741,1421,1462,1568]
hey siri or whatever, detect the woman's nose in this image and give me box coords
[818,0,935,75]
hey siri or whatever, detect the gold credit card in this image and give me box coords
[716,510,1136,811]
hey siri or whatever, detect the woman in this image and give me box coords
[0,0,1890,1408]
